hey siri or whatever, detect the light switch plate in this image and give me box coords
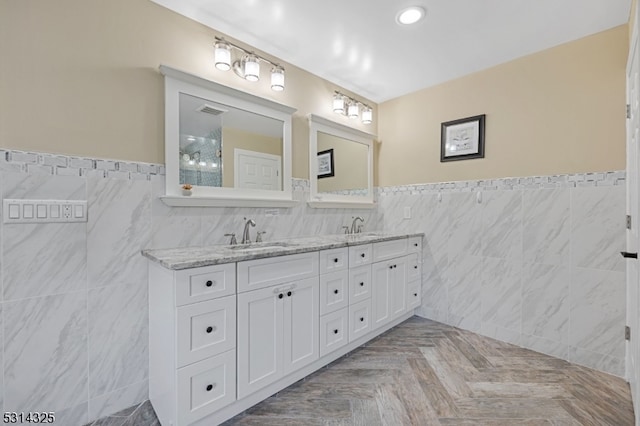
[3,199,88,223]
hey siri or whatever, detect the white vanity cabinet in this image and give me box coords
[146,233,422,426]
[149,263,237,426]
[237,254,320,399]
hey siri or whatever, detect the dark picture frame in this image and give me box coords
[440,114,486,162]
[317,149,335,178]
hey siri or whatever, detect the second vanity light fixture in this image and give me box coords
[214,36,285,91]
[332,91,373,125]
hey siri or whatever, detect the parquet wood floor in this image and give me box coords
[224,316,635,426]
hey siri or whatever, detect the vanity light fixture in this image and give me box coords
[332,90,373,125]
[214,36,285,91]
[347,101,359,119]
[333,93,345,114]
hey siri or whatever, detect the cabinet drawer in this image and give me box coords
[372,238,408,262]
[319,308,349,357]
[407,253,421,282]
[408,236,422,253]
[349,244,372,267]
[177,349,236,425]
[319,247,348,274]
[175,263,236,306]
[349,299,371,342]
[238,252,319,293]
[408,281,421,310]
[177,295,236,367]
[349,264,371,304]
[319,270,349,315]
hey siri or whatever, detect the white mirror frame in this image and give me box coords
[308,114,375,209]
[159,65,297,207]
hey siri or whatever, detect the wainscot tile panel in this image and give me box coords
[88,282,149,399]
[4,291,88,414]
[380,170,626,376]
[88,379,149,423]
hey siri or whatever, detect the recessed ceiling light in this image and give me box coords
[396,6,426,25]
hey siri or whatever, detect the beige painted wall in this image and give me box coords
[378,25,628,186]
[317,133,368,192]
[0,0,377,179]
[631,0,637,40]
[221,128,282,187]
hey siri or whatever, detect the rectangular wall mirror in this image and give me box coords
[161,65,297,207]
[308,114,375,208]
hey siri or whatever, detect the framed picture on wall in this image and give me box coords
[440,114,486,162]
[317,149,335,178]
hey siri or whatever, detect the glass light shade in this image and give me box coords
[333,95,345,114]
[348,102,359,119]
[214,41,231,71]
[244,55,260,82]
[271,66,285,91]
[397,6,426,25]
[362,107,373,124]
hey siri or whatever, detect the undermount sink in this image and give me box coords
[228,241,296,250]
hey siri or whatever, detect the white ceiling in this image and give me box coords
[152,0,632,103]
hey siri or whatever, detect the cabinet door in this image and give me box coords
[391,257,408,319]
[372,261,392,330]
[319,308,349,357]
[349,299,371,342]
[283,277,319,375]
[237,286,284,399]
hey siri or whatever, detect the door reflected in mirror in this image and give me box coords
[179,93,284,191]
[317,131,368,196]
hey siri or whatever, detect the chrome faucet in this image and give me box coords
[242,218,256,244]
[350,216,364,234]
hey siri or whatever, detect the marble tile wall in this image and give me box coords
[0,150,382,425]
[378,171,627,376]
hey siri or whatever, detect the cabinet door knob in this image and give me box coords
[414,266,418,269]
[206,384,215,392]
[278,293,284,299]
[334,258,339,263]
[206,326,215,333]
[414,243,418,247]
[360,317,364,322]
[414,293,418,297]
[334,289,339,294]
[360,253,366,258]
[287,291,292,297]
[206,280,213,287]
[334,329,339,334]
[389,265,393,269]
[360,282,364,287]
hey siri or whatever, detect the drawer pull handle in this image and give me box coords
[414,293,418,297]
[206,280,214,287]
[278,293,284,299]
[414,266,418,269]
[334,289,339,294]
[360,317,364,322]
[333,329,339,334]
[389,265,393,270]
[360,253,366,258]
[334,258,339,263]
[414,243,418,247]
[206,384,215,392]
[206,326,216,334]
[287,291,292,297]
[360,282,364,287]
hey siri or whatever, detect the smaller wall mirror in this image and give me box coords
[308,114,375,208]
[161,65,297,207]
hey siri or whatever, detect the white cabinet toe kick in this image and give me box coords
[147,234,422,425]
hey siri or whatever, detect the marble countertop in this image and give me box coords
[142,232,424,270]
